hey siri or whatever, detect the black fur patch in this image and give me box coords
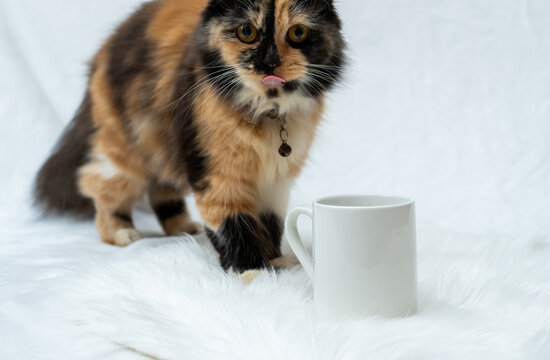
[172,38,214,193]
[283,80,299,93]
[302,50,346,98]
[266,88,279,98]
[259,212,283,257]
[174,120,210,192]
[153,200,185,221]
[253,0,281,74]
[107,2,159,113]
[207,213,280,272]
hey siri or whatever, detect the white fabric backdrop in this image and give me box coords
[1,0,549,235]
[1,1,550,359]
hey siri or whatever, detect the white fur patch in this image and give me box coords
[237,86,317,122]
[85,153,120,180]
[255,99,320,217]
[258,177,292,218]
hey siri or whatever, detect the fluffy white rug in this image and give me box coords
[2,210,549,359]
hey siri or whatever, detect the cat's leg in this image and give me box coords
[259,179,292,254]
[79,155,147,246]
[148,182,202,236]
[259,179,297,269]
[204,213,281,272]
[196,181,280,272]
[230,212,285,283]
[215,182,295,282]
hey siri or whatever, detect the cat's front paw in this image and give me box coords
[114,229,144,246]
[239,269,262,284]
[228,268,263,284]
[269,256,299,269]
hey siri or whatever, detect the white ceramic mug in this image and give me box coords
[285,195,417,320]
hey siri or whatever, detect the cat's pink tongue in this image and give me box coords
[262,75,286,87]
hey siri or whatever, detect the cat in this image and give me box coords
[35,0,345,272]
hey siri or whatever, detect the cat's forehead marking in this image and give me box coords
[274,0,292,29]
[248,0,266,28]
[207,0,313,28]
[275,0,292,15]
[239,0,313,32]
[275,0,315,29]
[251,0,277,29]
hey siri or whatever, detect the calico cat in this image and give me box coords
[35,0,345,272]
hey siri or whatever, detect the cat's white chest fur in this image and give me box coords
[256,101,321,217]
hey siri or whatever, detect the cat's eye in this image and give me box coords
[236,24,258,43]
[287,24,309,44]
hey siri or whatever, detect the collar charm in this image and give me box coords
[278,115,292,158]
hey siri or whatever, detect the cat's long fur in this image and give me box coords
[35,0,345,271]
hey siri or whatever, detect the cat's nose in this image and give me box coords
[263,45,282,70]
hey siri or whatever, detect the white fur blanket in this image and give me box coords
[1,210,549,359]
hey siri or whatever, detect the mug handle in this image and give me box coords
[285,206,314,280]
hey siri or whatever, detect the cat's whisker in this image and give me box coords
[306,72,337,83]
[306,69,340,78]
[307,74,326,88]
[173,73,226,124]
[306,66,341,74]
[177,70,240,127]
[167,74,218,111]
[169,68,236,111]
[207,76,242,108]
[178,79,226,122]
[303,74,327,96]
[172,57,233,79]
[176,64,234,78]
[307,64,340,69]
[218,78,242,101]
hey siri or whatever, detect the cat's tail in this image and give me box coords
[34,94,96,219]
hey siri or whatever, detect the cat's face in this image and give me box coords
[199,0,345,117]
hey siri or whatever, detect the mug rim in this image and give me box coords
[314,194,414,209]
